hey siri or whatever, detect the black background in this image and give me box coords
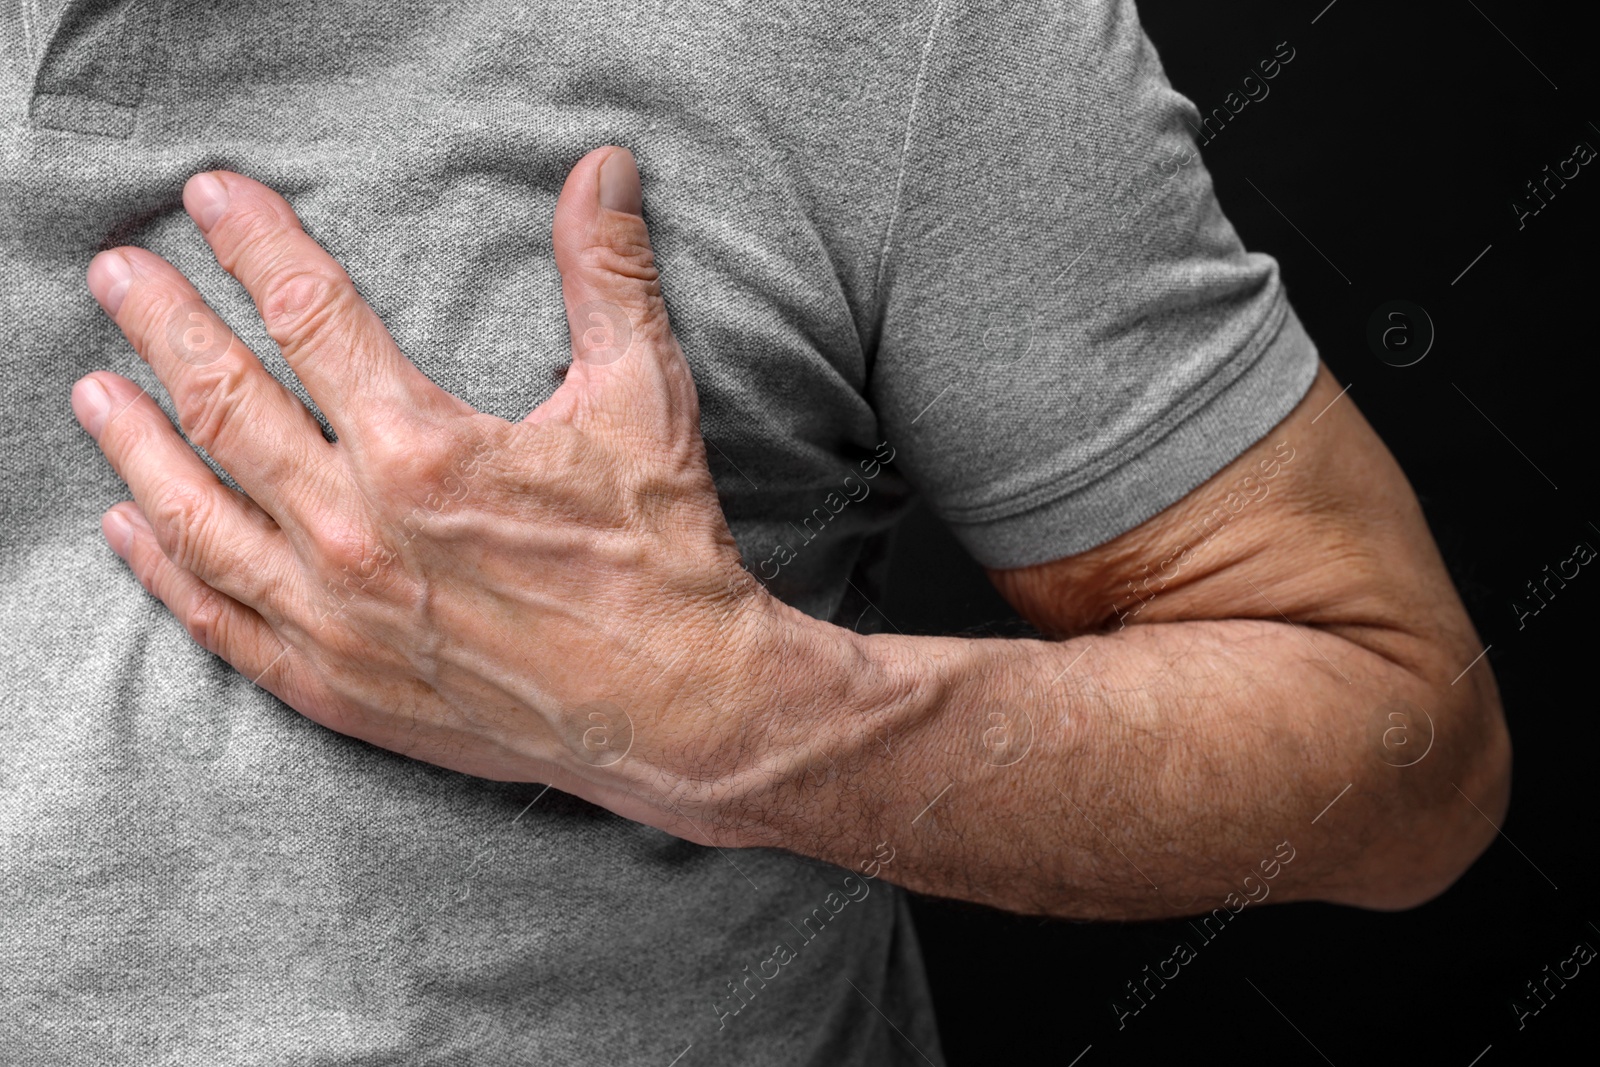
[885,1,1598,1063]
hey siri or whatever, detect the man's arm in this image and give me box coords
[725,362,1511,917]
[72,152,1506,919]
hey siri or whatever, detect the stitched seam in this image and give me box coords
[27,0,163,136]
[868,0,950,347]
[21,0,37,66]
[23,0,74,99]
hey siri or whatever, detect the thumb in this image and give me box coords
[545,147,692,412]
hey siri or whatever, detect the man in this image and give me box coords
[2,0,1508,1063]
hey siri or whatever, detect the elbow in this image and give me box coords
[1341,673,1513,912]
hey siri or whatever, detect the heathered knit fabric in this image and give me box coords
[0,1,1317,1063]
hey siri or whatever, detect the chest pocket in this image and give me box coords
[28,0,162,138]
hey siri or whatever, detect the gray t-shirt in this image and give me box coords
[0,0,1316,1063]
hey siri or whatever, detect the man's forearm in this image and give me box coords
[717,602,1508,919]
[76,158,1506,919]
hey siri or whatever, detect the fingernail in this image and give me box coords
[103,509,133,559]
[598,148,642,216]
[87,251,132,317]
[185,172,230,232]
[72,376,112,439]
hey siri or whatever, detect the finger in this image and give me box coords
[182,170,469,440]
[541,146,699,429]
[103,502,296,694]
[87,245,343,529]
[74,372,299,614]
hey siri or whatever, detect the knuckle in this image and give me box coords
[118,287,233,372]
[575,238,660,287]
[217,199,297,272]
[147,481,215,573]
[571,241,668,346]
[183,586,231,653]
[367,427,453,487]
[357,422,488,512]
[308,517,387,583]
[120,291,179,357]
[99,404,157,469]
[174,361,253,456]
[162,301,236,368]
[258,264,351,355]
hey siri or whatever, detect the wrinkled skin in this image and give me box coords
[73,148,815,842]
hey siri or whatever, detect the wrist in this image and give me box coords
[693,594,931,851]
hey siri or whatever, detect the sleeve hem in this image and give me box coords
[946,294,1320,570]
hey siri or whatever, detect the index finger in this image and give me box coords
[182,171,471,443]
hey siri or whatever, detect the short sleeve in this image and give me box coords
[870,0,1319,569]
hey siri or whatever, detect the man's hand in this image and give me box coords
[75,148,1511,918]
[72,148,802,839]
